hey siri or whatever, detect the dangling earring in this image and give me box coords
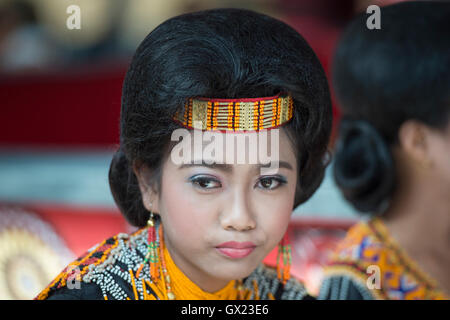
[147,210,160,282]
[276,231,291,285]
[136,206,160,282]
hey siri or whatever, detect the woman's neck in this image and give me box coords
[381,178,450,293]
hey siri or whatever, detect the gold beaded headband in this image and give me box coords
[172,92,294,131]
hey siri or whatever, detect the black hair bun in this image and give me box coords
[333,118,395,213]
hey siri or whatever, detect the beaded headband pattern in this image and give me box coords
[172,92,294,131]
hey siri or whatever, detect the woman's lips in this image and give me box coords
[215,241,256,259]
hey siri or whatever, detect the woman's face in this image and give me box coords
[143,129,298,292]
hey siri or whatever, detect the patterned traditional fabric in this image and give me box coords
[34,231,123,300]
[319,218,449,300]
[35,226,309,300]
[172,92,294,131]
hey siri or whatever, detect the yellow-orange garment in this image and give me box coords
[322,217,449,300]
[152,245,241,300]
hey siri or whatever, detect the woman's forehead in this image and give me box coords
[167,128,296,172]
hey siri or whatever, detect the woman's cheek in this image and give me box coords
[160,183,215,244]
[162,191,195,228]
[255,191,295,244]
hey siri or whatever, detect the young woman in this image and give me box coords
[319,1,450,300]
[36,8,332,300]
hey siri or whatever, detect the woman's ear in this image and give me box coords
[398,120,432,169]
[132,161,160,214]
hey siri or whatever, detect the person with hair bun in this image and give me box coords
[35,8,332,300]
[319,1,450,300]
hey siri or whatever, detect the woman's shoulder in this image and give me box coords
[44,282,104,300]
[319,217,450,300]
[244,264,314,300]
[35,228,148,300]
[318,218,381,300]
[322,218,381,276]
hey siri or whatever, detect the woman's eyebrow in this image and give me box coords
[178,161,233,173]
[258,161,294,171]
[178,160,293,172]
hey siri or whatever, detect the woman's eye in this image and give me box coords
[256,176,286,190]
[189,176,222,190]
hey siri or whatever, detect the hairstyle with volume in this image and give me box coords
[109,8,333,227]
[332,1,450,213]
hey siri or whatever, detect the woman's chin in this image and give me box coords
[208,261,259,282]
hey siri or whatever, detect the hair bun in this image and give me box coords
[333,118,395,213]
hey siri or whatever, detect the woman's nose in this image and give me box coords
[220,190,256,232]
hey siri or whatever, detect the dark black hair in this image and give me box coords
[332,1,450,213]
[109,8,332,227]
